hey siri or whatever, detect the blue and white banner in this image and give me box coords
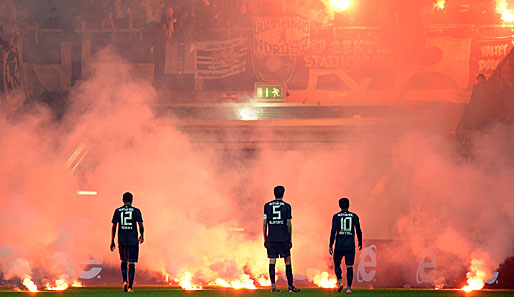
[195,38,247,79]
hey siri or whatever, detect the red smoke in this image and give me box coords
[0,48,513,290]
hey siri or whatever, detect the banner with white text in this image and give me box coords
[195,38,248,80]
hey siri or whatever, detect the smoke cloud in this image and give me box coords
[0,48,512,289]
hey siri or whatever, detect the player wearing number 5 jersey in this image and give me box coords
[329,198,362,293]
[263,186,300,293]
[110,192,144,293]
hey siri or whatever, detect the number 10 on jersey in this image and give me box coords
[341,217,352,232]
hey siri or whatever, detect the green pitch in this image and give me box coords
[0,287,513,297]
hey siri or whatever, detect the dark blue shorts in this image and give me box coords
[334,249,355,266]
[119,245,139,263]
[266,241,291,258]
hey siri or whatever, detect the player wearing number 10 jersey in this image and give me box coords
[110,192,144,293]
[263,185,300,293]
[329,198,362,293]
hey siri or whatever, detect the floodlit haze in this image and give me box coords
[0,47,513,289]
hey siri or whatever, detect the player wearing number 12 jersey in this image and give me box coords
[263,185,300,293]
[329,198,362,293]
[110,192,144,293]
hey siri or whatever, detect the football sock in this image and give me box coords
[335,265,342,280]
[128,263,135,288]
[346,267,353,287]
[338,279,343,286]
[285,264,293,288]
[121,261,128,283]
[269,264,276,284]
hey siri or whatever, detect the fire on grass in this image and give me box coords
[21,277,83,292]
[176,271,202,290]
[461,259,489,293]
[311,271,338,289]
[209,274,257,290]
[22,277,38,292]
[166,270,272,290]
[167,269,340,291]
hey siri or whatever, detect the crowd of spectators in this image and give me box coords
[1,0,506,59]
[0,0,257,87]
[0,0,260,78]
[0,0,255,48]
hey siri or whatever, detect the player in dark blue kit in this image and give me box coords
[263,186,300,293]
[110,192,144,293]
[329,198,362,293]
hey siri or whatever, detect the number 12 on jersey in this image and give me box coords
[121,211,133,226]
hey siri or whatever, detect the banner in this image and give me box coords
[470,37,514,80]
[32,64,70,92]
[164,41,196,75]
[253,17,310,56]
[195,38,247,80]
[252,55,296,83]
[422,37,472,89]
[23,42,72,94]
[304,28,419,70]
[301,27,476,91]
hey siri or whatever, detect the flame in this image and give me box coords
[211,278,230,287]
[22,277,39,292]
[329,0,351,12]
[433,0,445,10]
[45,279,69,291]
[312,271,338,288]
[176,271,202,290]
[501,9,514,23]
[71,281,84,288]
[496,0,514,23]
[462,278,484,293]
[257,275,271,286]
[461,259,488,292]
[163,272,171,284]
[209,274,257,290]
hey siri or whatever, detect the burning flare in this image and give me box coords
[71,281,84,287]
[434,0,445,10]
[461,259,488,292]
[312,271,338,289]
[209,274,257,290]
[501,9,514,23]
[329,0,351,12]
[22,277,39,292]
[163,271,171,285]
[496,0,514,23]
[257,275,271,286]
[45,279,69,291]
[176,271,202,290]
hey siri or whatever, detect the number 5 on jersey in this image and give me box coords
[272,205,281,220]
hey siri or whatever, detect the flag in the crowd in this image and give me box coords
[195,38,247,80]
[2,42,23,93]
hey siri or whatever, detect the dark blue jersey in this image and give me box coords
[330,210,362,251]
[112,205,143,246]
[264,199,292,242]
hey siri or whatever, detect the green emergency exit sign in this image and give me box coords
[255,83,285,100]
